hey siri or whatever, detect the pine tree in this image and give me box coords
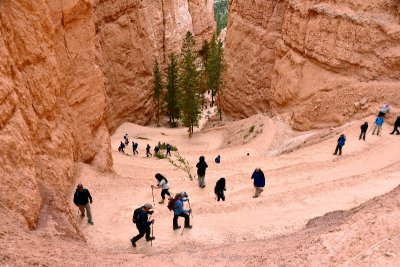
[178,32,201,136]
[152,59,164,126]
[165,53,180,127]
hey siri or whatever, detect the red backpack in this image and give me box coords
[167,197,178,211]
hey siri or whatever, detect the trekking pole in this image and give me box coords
[181,225,185,236]
[151,222,154,247]
[151,186,155,206]
[188,199,193,218]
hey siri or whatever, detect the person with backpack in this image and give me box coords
[166,144,172,157]
[333,134,346,156]
[171,192,192,230]
[132,142,138,155]
[251,168,265,198]
[118,141,125,153]
[152,173,171,204]
[154,146,160,155]
[196,156,208,188]
[215,155,221,164]
[390,114,400,135]
[73,183,94,225]
[372,116,384,136]
[124,133,129,146]
[378,103,390,117]
[359,122,368,141]
[130,203,155,247]
[146,144,152,157]
[214,178,226,201]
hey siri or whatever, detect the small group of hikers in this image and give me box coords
[118,134,173,158]
[333,104,399,155]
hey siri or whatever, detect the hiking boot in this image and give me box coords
[253,195,258,198]
[80,213,85,218]
[173,226,181,230]
[130,238,136,247]
[146,236,155,241]
[184,225,192,229]
[88,220,94,225]
[159,200,164,204]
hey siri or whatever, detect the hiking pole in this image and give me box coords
[151,186,155,206]
[151,221,154,247]
[188,199,193,218]
[181,224,185,236]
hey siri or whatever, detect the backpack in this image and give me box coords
[167,197,178,211]
[132,207,141,224]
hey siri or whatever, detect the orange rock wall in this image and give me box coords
[222,0,400,129]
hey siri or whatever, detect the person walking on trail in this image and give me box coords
[73,183,94,225]
[378,103,390,117]
[146,144,152,157]
[359,122,368,141]
[152,173,171,204]
[124,133,129,146]
[251,168,265,198]
[130,203,155,247]
[118,141,125,153]
[154,146,160,155]
[215,155,221,164]
[196,156,208,188]
[132,142,139,155]
[214,178,226,201]
[390,114,400,135]
[172,192,192,230]
[372,116,384,136]
[333,134,346,156]
[166,144,172,157]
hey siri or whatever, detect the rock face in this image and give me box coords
[93,0,216,132]
[222,0,400,130]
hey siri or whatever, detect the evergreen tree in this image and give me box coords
[152,59,164,126]
[205,33,225,107]
[165,53,180,127]
[199,39,210,64]
[178,32,201,136]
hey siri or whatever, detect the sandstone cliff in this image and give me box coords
[93,0,215,132]
[222,0,400,130]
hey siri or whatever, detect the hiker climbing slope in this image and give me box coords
[73,183,94,225]
[251,168,265,198]
[166,144,172,157]
[390,114,400,135]
[215,155,221,164]
[146,144,152,157]
[152,173,171,204]
[132,142,138,155]
[130,203,155,247]
[196,156,208,188]
[214,178,226,201]
[333,134,346,156]
[359,122,368,141]
[118,141,125,153]
[171,192,192,230]
[372,116,384,136]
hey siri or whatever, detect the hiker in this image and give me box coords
[214,178,226,201]
[251,168,265,198]
[132,142,139,155]
[359,122,368,141]
[118,141,125,153]
[166,144,172,157]
[215,155,221,164]
[124,133,129,146]
[152,173,171,204]
[333,134,346,156]
[73,183,94,225]
[154,146,160,155]
[172,192,192,230]
[196,156,208,188]
[372,116,384,136]
[146,144,152,157]
[390,114,400,135]
[130,203,155,247]
[378,103,390,117]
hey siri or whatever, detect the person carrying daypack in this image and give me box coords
[171,192,192,230]
[152,173,171,204]
[196,156,208,188]
[359,122,368,141]
[130,203,155,247]
[333,134,346,156]
[251,168,265,198]
[214,178,226,201]
[215,155,221,164]
[146,144,152,157]
[73,183,94,225]
[372,117,384,136]
[154,146,160,155]
[118,141,125,153]
[390,114,400,135]
[166,144,172,157]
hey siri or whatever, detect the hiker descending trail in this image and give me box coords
[196,156,208,188]
[132,142,138,155]
[118,141,125,153]
[73,183,94,225]
[146,144,152,157]
[251,168,265,198]
[372,117,384,136]
[131,203,155,247]
[152,173,171,204]
[333,134,346,156]
[124,133,129,146]
[359,122,368,141]
[166,144,172,157]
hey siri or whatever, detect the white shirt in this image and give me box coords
[158,179,169,190]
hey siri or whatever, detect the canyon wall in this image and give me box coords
[222,0,400,130]
[93,0,215,132]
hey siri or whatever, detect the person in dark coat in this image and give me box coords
[132,142,138,155]
[390,115,400,135]
[166,144,172,157]
[251,168,266,198]
[359,122,368,141]
[118,141,125,153]
[333,134,346,156]
[215,155,221,164]
[214,178,226,201]
[146,144,152,157]
[196,156,208,188]
[73,183,94,224]
[130,203,155,247]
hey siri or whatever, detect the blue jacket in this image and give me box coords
[338,136,346,146]
[251,170,265,187]
[134,208,152,231]
[173,198,189,215]
[375,117,384,126]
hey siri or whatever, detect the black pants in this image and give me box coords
[215,190,225,201]
[131,226,150,242]
[146,151,152,157]
[133,149,138,155]
[166,150,171,156]
[161,189,170,200]
[359,130,366,140]
[334,144,342,155]
[391,125,400,134]
[173,213,190,228]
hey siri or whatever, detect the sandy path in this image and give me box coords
[73,114,400,255]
